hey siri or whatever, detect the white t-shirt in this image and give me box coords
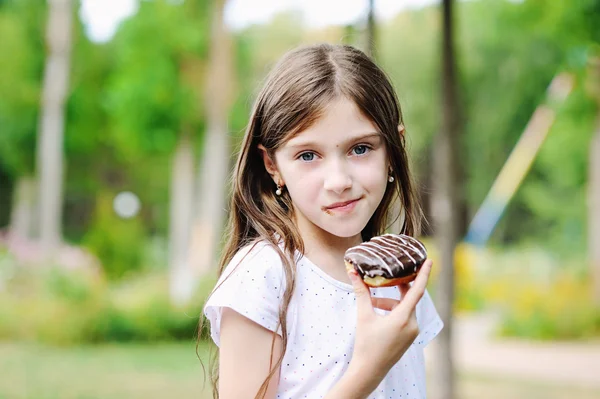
[204,240,443,399]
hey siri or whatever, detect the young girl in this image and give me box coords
[202,43,443,399]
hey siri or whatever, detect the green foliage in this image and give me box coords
[105,0,211,160]
[441,243,600,340]
[1,0,599,309]
[519,80,597,252]
[82,193,146,280]
[91,274,213,342]
[75,0,215,245]
[497,275,600,340]
[65,26,112,185]
[0,0,45,176]
[379,9,440,157]
[375,0,599,250]
[0,264,215,345]
[454,0,599,249]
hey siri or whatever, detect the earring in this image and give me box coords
[388,175,395,183]
[276,184,282,196]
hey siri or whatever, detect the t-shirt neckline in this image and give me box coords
[296,251,354,293]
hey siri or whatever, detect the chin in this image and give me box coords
[320,220,367,238]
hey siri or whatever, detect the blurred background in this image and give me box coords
[0,0,599,398]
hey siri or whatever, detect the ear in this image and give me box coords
[398,124,405,136]
[257,144,283,185]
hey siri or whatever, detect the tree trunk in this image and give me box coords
[9,176,37,240]
[430,0,460,398]
[366,0,376,59]
[419,153,434,236]
[168,132,196,306]
[363,0,405,235]
[185,0,233,302]
[587,54,600,307]
[36,0,72,258]
[590,123,600,306]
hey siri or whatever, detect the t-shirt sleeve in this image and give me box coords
[203,241,286,347]
[414,289,444,348]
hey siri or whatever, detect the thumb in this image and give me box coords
[348,269,373,317]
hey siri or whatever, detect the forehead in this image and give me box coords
[283,97,380,148]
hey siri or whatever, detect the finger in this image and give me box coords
[391,259,432,318]
[398,283,410,299]
[402,259,432,306]
[348,269,374,317]
[371,297,400,311]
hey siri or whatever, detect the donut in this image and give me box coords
[344,234,427,287]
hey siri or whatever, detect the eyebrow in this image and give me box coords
[285,132,382,150]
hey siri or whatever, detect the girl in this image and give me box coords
[202,43,443,399]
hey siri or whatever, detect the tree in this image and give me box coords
[586,50,600,305]
[186,0,234,300]
[104,0,210,284]
[36,0,73,258]
[366,0,376,59]
[430,0,460,398]
[458,0,597,248]
[0,1,46,240]
[377,8,440,235]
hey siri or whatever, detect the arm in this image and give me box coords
[220,308,375,399]
[219,307,282,399]
[320,362,387,399]
[324,259,432,399]
[219,260,433,399]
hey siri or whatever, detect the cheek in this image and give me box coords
[282,167,321,202]
[362,165,387,184]
[357,155,388,191]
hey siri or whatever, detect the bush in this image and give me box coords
[0,266,215,345]
[91,273,213,342]
[497,274,600,340]
[82,193,147,280]
[423,241,600,340]
[0,266,107,344]
[467,247,600,340]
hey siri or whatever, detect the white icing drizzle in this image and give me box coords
[389,233,427,258]
[349,245,394,275]
[345,251,373,275]
[344,234,427,279]
[372,236,415,264]
[363,240,406,268]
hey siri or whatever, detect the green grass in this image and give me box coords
[0,341,214,399]
[1,341,599,399]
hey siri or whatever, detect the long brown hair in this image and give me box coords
[199,43,423,398]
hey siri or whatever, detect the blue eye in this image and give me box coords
[353,145,370,155]
[299,152,315,162]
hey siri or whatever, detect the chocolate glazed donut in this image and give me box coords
[344,234,428,287]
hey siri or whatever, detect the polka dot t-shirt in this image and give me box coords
[204,240,444,399]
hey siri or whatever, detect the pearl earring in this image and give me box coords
[276,184,282,196]
[388,175,395,183]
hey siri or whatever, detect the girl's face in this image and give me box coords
[263,97,390,241]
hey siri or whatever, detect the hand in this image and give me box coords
[347,260,433,387]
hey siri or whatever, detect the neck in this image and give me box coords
[294,214,363,265]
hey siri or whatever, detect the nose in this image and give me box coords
[323,159,352,194]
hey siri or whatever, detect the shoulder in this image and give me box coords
[220,239,286,283]
[204,239,289,344]
[211,239,289,304]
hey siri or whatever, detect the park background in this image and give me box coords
[0,0,599,398]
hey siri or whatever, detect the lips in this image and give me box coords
[325,198,360,210]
